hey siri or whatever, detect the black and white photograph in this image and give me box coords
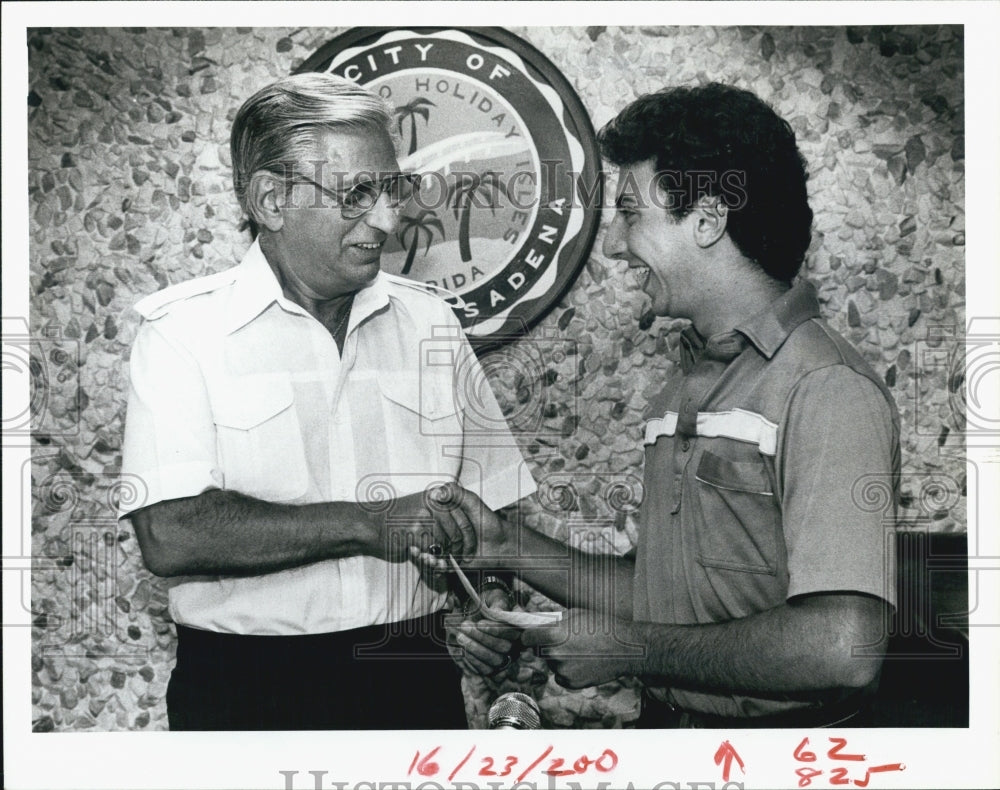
[3,3,999,789]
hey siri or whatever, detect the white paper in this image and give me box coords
[448,554,563,627]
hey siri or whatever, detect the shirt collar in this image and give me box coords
[732,279,821,359]
[225,239,390,335]
[678,279,820,373]
[678,326,748,374]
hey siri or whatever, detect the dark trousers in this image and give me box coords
[167,612,468,730]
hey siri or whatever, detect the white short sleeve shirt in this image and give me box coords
[120,240,536,634]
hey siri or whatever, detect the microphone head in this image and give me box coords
[488,692,541,730]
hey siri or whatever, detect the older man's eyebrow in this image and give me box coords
[615,193,639,209]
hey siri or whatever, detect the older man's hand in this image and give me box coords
[369,483,477,564]
[408,485,514,572]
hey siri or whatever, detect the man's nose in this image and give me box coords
[602,213,627,260]
[364,191,400,235]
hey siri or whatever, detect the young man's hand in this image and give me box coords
[521,608,645,689]
[445,588,522,677]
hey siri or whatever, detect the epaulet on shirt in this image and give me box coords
[382,273,457,304]
[134,268,239,320]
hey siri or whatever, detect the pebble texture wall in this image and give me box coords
[27,26,965,732]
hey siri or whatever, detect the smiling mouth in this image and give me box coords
[354,242,382,251]
[630,264,651,284]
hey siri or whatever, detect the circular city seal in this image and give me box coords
[298,28,602,351]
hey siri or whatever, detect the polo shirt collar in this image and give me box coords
[679,326,748,374]
[732,279,821,360]
[678,280,820,373]
[225,239,390,335]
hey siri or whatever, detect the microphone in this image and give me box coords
[488,692,541,730]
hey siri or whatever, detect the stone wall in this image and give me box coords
[27,26,965,732]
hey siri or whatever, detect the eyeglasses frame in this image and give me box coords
[286,171,423,220]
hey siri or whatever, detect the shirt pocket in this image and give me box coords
[377,371,459,432]
[375,371,463,478]
[212,377,310,502]
[693,448,779,575]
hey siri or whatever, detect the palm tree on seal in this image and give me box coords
[447,171,512,263]
[397,208,445,276]
[395,97,436,156]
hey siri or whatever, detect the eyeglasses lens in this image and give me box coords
[343,174,421,218]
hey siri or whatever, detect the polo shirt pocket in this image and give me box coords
[212,377,309,502]
[693,449,778,575]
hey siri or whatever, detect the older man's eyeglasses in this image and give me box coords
[290,173,423,219]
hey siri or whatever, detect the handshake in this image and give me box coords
[367,482,630,687]
[366,481,511,568]
[366,481,539,677]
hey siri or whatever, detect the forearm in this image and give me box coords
[128,488,379,577]
[487,522,634,619]
[624,594,887,694]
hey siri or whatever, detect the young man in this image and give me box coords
[119,73,534,730]
[445,83,900,727]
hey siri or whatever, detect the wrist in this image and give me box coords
[623,620,648,677]
[479,575,516,610]
[478,511,513,558]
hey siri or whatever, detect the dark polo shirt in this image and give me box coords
[635,280,900,719]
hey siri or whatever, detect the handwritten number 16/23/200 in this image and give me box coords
[408,746,619,782]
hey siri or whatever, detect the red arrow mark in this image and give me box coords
[714,740,746,783]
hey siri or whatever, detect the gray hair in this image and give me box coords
[230,72,397,222]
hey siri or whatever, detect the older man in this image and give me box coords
[119,73,534,730]
[444,83,900,728]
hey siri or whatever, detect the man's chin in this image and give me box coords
[359,259,381,283]
[647,297,673,319]
[316,266,379,299]
[356,253,382,272]
[342,258,380,289]
[641,287,668,318]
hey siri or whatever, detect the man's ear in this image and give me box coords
[691,196,728,249]
[248,171,286,233]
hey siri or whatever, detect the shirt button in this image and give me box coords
[681,439,691,452]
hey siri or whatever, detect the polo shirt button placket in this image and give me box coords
[671,435,694,515]
[670,482,683,514]
[671,395,699,514]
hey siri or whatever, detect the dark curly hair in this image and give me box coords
[598,83,814,283]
